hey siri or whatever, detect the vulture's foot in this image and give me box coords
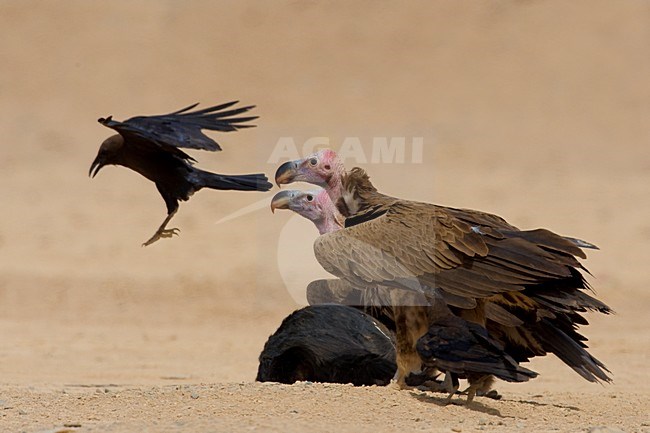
[393,352,424,390]
[419,380,448,394]
[142,227,180,246]
[459,375,498,403]
[478,389,502,400]
[462,385,477,405]
[392,369,416,390]
[406,374,448,394]
[405,371,431,387]
[391,376,410,390]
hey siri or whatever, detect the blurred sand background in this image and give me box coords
[0,0,649,431]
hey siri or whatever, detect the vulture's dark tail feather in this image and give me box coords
[198,171,272,192]
[536,318,612,383]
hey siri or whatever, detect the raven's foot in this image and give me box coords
[142,227,180,246]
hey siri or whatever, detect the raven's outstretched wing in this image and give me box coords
[98,101,257,152]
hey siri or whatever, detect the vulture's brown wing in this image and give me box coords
[315,200,586,300]
[445,206,519,231]
[98,101,257,152]
[446,206,598,253]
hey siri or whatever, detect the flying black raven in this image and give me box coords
[89,101,272,246]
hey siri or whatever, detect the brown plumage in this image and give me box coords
[313,167,611,384]
[417,294,537,404]
[273,155,611,390]
[320,169,583,299]
[271,189,437,387]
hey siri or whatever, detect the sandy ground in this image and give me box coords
[1,1,649,432]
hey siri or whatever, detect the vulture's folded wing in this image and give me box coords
[315,201,588,300]
[98,101,257,152]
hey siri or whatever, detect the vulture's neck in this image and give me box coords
[325,173,344,205]
[315,199,345,235]
[315,215,344,235]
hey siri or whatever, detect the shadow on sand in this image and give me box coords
[409,391,506,417]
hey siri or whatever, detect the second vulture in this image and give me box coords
[273,149,612,394]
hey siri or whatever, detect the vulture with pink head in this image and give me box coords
[271,188,539,402]
[274,149,612,392]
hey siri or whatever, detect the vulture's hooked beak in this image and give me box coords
[270,190,295,213]
[89,156,104,178]
[274,160,299,186]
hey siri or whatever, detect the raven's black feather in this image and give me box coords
[98,101,257,152]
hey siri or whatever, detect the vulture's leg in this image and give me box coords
[393,350,423,389]
[443,373,460,404]
[391,301,430,389]
[474,375,497,400]
[461,375,492,404]
[464,384,478,404]
[142,209,179,247]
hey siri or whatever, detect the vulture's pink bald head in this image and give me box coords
[270,188,343,235]
[274,149,346,192]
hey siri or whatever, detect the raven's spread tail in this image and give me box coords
[198,170,272,192]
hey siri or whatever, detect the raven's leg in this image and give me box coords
[143,188,181,246]
[142,209,180,246]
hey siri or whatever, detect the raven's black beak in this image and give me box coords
[274,160,299,186]
[89,157,104,178]
[270,190,295,213]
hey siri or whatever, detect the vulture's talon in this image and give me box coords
[480,389,502,400]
